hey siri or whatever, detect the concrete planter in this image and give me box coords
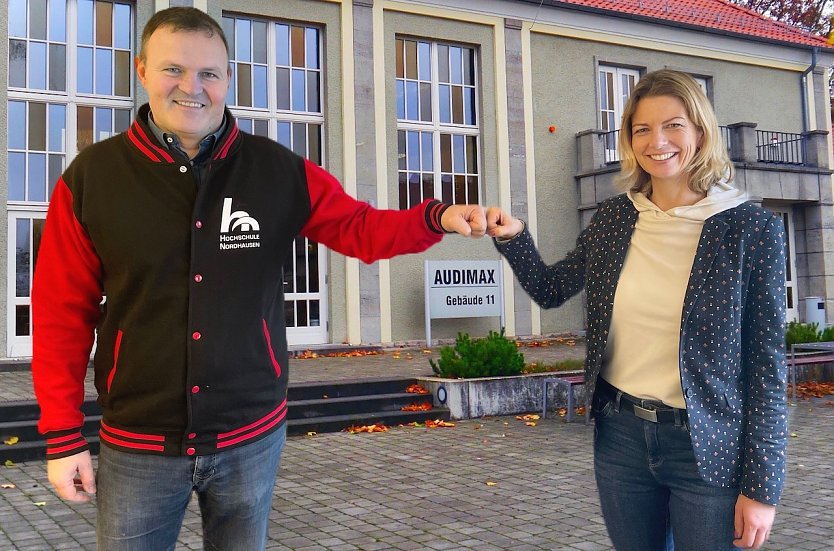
[417,371,589,420]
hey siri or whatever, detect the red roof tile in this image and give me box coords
[550,0,830,49]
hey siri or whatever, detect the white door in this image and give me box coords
[769,207,799,322]
[6,209,46,357]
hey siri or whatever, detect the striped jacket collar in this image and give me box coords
[125,103,241,164]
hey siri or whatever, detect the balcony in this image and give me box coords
[575,122,832,223]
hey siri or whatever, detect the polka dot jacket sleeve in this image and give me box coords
[491,212,599,309]
[740,213,788,505]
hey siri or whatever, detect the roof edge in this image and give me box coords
[514,0,834,53]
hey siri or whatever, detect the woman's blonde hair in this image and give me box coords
[616,69,733,194]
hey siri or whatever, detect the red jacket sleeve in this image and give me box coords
[32,178,103,459]
[299,160,445,263]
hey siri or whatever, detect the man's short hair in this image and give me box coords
[139,7,229,61]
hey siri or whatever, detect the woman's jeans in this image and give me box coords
[592,390,740,551]
[96,424,286,551]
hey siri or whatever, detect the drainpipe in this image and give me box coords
[801,47,819,132]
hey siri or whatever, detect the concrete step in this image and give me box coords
[0,378,441,462]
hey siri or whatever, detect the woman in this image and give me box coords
[486,70,787,551]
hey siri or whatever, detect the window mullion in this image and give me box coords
[267,21,277,140]
[430,42,442,201]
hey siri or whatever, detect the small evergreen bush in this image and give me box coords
[430,329,525,378]
[786,321,821,346]
[785,321,834,346]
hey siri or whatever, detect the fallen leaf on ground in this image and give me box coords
[401,402,433,412]
[33,501,46,507]
[516,414,540,422]
[306,432,317,437]
[790,432,798,437]
[3,436,19,445]
[791,381,834,400]
[405,384,429,394]
[1,483,15,489]
[422,349,432,354]
[486,481,497,486]
[296,349,382,359]
[401,421,425,428]
[525,422,537,427]
[344,424,389,433]
[4,460,15,468]
[557,406,587,417]
[425,419,455,428]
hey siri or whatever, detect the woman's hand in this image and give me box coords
[486,207,524,240]
[733,494,776,549]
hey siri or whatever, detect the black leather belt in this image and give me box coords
[596,377,688,425]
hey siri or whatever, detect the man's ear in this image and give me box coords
[135,56,146,87]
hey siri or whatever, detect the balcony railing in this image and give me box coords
[756,130,805,165]
[596,126,807,167]
[601,129,620,164]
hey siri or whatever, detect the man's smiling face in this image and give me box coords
[135,26,231,151]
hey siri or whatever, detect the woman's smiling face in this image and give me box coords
[630,95,703,189]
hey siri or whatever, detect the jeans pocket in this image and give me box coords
[591,392,614,418]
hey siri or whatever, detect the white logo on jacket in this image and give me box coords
[221,197,260,232]
[219,198,260,250]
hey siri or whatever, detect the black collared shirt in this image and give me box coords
[147,113,226,185]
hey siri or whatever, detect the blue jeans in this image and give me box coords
[96,424,286,551]
[592,391,739,551]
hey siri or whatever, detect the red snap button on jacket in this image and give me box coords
[194,274,203,282]
[195,220,203,229]
[186,447,195,456]
[192,331,201,340]
[191,386,200,394]
[188,432,197,439]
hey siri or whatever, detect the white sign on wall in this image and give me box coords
[424,260,504,344]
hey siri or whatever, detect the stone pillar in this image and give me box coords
[575,129,607,173]
[800,205,834,325]
[504,18,532,336]
[727,122,758,163]
[802,130,830,169]
[353,0,382,343]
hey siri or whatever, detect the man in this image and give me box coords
[31,7,486,550]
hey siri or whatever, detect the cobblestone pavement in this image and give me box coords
[2,338,833,550]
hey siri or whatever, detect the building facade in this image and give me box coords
[1,0,832,360]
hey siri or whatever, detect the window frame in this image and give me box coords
[395,37,481,208]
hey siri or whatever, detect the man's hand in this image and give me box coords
[47,451,96,503]
[486,207,524,240]
[733,494,776,549]
[441,205,487,237]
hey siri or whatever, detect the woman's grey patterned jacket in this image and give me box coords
[494,192,787,506]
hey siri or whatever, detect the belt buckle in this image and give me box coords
[633,403,658,423]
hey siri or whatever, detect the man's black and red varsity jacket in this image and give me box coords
[32,104,448,460]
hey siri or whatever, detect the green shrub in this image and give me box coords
[786,321,820,346]
[819,325,834,342]
[430,329,525,378]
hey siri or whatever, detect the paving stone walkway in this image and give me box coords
[2,338,833,550]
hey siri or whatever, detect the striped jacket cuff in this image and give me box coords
[44,429,89,460]
[425,200,452,234]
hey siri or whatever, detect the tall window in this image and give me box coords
[223,14,327,343]
[598,65,640,133]
[396,38,480,209]
[7,0,134,356]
